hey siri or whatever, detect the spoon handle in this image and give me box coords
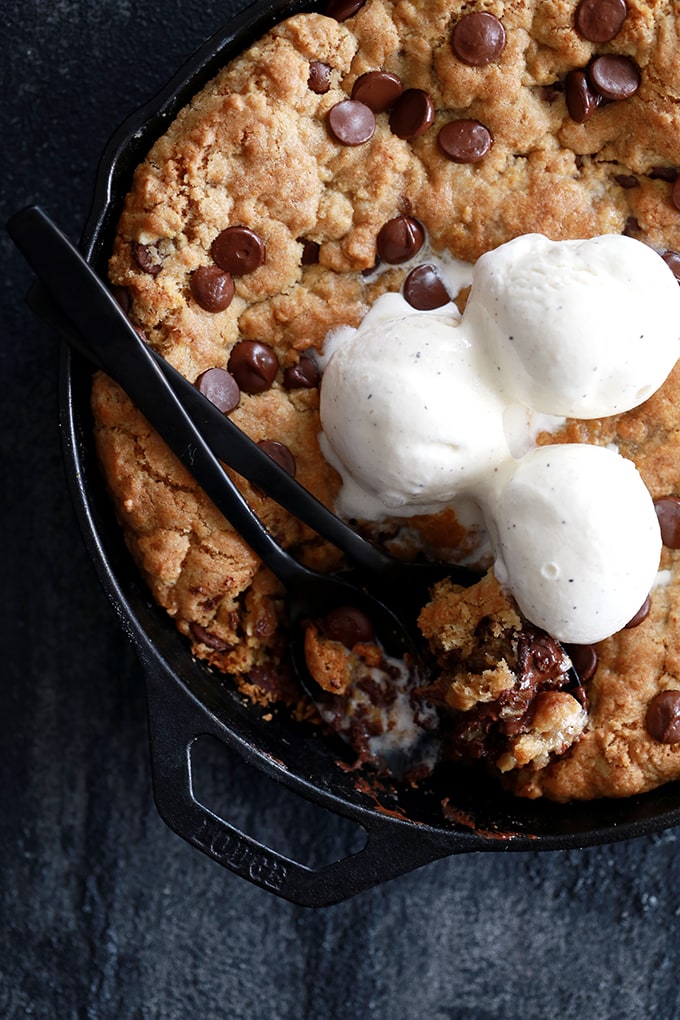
[8,205,311,589]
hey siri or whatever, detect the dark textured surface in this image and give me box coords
[3,1,680,1016]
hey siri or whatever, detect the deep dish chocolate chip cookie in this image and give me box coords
[95,0,680,801]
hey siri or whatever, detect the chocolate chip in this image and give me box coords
[327,99,376,145]
[325,0,365,20]
[451,12,506,66]
[189,621,232,652]
[352,70,403,112]
[565,644,599,682]
[518,629,568,685]
[194,367,240,413]
[211,226,266,276]
[661,250,680,283]
[132,242,162,276]
[298,237,320,265]
[190,265,235,312]
[110,285,130,314]
[624,594,651,629]
[542,82,563,104]
[257,440,296,478]
[228,340,279,394]
[646,691,680,743]
[249,662,298,701]
[403,264,451,309]
[613,173,639,189]
[362,257,381,277]
[571,684,588,708]
[318,605,375,648]
[389,88,435,139]
[308,61,332,94]
[654,496,680,548]
[283,354,320,390]
[376,215,425,264]
[588,54,640,101]
[623,215,640,236]
[565,68,601,123]
[575,0,627,43]
[437,119,493,163]
[649,166,678,182]
[671,177,680,211]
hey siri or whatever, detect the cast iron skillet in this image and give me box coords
[60,0,680,906]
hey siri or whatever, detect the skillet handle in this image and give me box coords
[141,651,463,907]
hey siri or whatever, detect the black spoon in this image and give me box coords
[11,206,481,630]
[9,205,441,769]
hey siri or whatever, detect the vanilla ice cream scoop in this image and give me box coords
[465,233,680,418]
[319,234,675,645]
[487,444,662,645]
[319,296,510,519]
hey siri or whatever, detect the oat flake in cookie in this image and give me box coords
[96,0,680,802]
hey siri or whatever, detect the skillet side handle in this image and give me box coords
[141,653,463,907]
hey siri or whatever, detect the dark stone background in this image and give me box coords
[2,1,679,1016]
